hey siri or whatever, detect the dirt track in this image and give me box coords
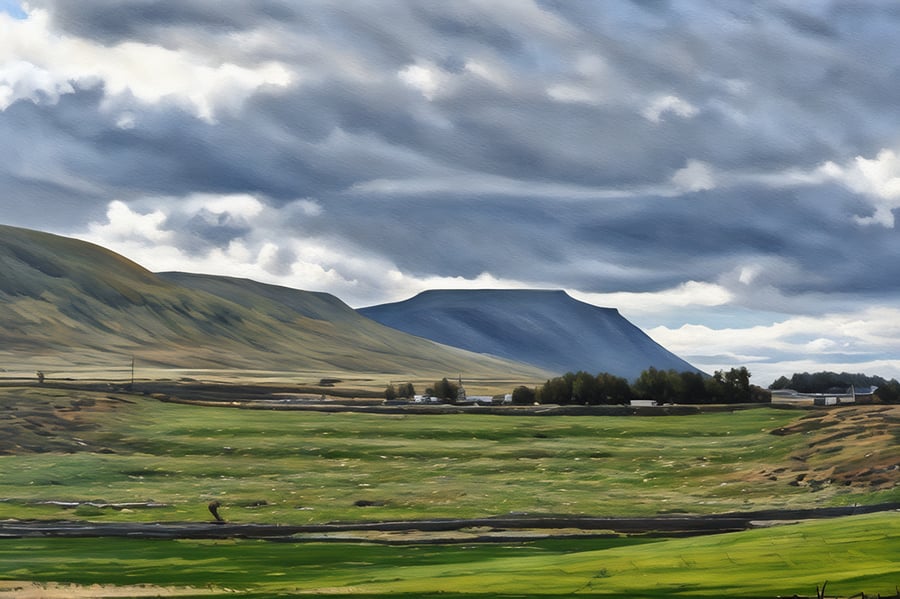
[1,503,896,544]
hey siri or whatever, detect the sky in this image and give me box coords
[2,1,900,385]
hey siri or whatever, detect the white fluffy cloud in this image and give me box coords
[398,62,446,101]
[570,281,733,314]
[0,8,293,119]
[380,270,538,307]
[642,94,699,123]
[87,200,172,243]
[648,306,900,384]
[818,149,900,227]
[671,160,716,192]
[181,193,265,219]
[546,83,599,105]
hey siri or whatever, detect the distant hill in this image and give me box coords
[359,289,699,380]
[0,224,544,377]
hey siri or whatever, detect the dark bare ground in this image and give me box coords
[1,503,897,543]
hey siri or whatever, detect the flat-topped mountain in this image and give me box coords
[0,225,544,377]
[360,289,699,380]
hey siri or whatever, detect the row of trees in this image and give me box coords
[532,371,632,405]
[384,377,462,401]
[633,366,768,404]
[384,381,416,401]
[387,368,900,405]
[513,367,769,406]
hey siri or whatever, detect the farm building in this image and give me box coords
[630,399,658,407]
[770,385,877,406]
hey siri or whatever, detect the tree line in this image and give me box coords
[511,367,770,406]
[384,377,461,401]
[387,368,900,405]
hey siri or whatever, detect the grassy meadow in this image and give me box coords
[0,383,898,596]
[2,512,897,597]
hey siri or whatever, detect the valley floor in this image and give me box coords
[0,382,897,596]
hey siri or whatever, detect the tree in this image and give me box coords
[770,375,791,390]
[396,382,415,398]
[536,375,571,404]
[876,379,900,403]
[597,372,632,404]
[706,367,751,403]
[384,383,397,401]
[750,385,772,403]
[572,371,600,404]
[633,367,682,403]
[678,371,709,403]
[511,385,536,405]
[536,371,631,405]
[432,377,459,402]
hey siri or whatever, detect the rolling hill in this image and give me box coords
[360,289,699,380]
[0,224,545,377]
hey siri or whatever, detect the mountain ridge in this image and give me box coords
[360,288,699,380]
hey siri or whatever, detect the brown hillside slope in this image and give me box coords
[0,225,546,378]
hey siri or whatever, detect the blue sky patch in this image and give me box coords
[0,1,25,19]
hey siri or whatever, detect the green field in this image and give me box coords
[1,512,898,597]
[0,384,898,596]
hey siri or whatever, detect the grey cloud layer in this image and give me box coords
[4,0,900,314]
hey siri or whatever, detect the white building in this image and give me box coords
[630,399,658,407]
[771,385,876,406]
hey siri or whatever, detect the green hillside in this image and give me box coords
[0,225,545,377]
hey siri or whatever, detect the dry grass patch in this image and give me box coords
[759,405,900,492]
[0,581,220,598]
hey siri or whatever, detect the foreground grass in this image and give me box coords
[0,386,897,524]
[1,512,897,597]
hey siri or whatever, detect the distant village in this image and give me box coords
[770,385,878,406]
[386,376,511,406]
[387,373,887,408]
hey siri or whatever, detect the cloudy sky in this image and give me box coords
[2,1,900,385]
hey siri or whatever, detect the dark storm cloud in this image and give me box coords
[569,185,897,296]
[308,194,573,281]
[0,85,276,202]
[32,0,300,43]
[19,1,900,190]
[3,0,900,315]
[0,173,107,231]
[174,210,252,255]
[0,87,114,229]
[319,183,899,303]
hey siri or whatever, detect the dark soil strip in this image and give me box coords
[1,503,896,542]
[0,381,726,415]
